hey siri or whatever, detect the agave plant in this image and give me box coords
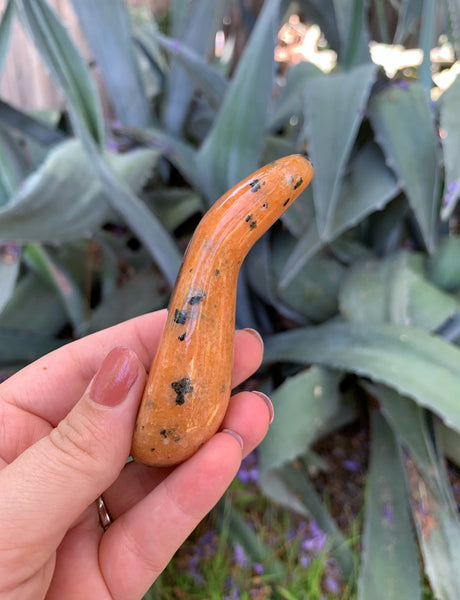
[2,0,460,598]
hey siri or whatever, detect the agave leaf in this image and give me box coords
[198,0,280,202]
[0,246,20,313]
[219,501,285,578]
[419,0,436,92]
[367,82,440,253]
[23,243,87,336]
[0,328,61,365]
[280,141,396,287]
[394,0,423,44]
[0,139,159,243]
[357,411,422,600]
[0,271,67,335]
[154,31,227,111]
[259,367,344,474]
[410,470,460,600]
[272,232,346,322]
[427,236,460,292]
[303,63,377,239]
[80,138,182,286]
[0,100,67,147]
[163,0,227,135]
[0,0,14,72]
[375,384,460,600]
[438,76,460,219]
[15,0,105,146]
[69,0,153,128]
[0,124,30,204]
[339,251,458,331]
[279,462,355,578]
[295,0,341,53]
[85,270,167,334]
[147,188,203,232]
[264,321,460,434]
[268,61,322,132]
[333,0,370,67]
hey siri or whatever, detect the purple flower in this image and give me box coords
[324,575,340,593]
[252,562,264,575]
[237,452,259,483]
[233,543,247,567]
[343,459,360,472]
[301,521,327,554]
[383,502,394,523]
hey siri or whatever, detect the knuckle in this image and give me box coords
[48,412,103,473]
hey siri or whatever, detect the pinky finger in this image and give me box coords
[99,430,244,599]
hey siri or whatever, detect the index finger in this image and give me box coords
[0,311,264,425]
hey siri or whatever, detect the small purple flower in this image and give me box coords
[442,178,460,217]
[383,502,394,523]
[343,459,360,472]
[252,562,264,575]
[324,575,340,593]
[237,452,259,483]
[233,543,247,567]
[301,521,327,553]
[300,553,311,568]
[397,79,410,90]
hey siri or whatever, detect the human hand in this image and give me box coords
[0,309,272,599]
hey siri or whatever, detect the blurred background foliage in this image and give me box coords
[2,0,460,597]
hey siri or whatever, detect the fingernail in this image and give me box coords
[222,428,244,450]
[242,328,264,351]
[89,347,138,407]
[252,391,274,424]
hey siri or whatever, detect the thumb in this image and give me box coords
[0,347,145,569]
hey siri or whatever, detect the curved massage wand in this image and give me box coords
[131,154,314,466]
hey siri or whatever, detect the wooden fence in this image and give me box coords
[0,0,170,113]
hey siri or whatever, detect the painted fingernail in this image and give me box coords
[252,391,274,424]
[222,428,244,450]
[89,347,139,407]
[242,328,264,351]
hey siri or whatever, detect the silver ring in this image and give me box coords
[96,495,113,531]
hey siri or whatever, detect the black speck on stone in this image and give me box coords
[174,308,188,324]
[249,178,261,192]
[249,220,257,230]
[171,377,194,405]
[188,291,206,305]
[293,177,303,190]
[283,197,291,207]
[178,332,186,342]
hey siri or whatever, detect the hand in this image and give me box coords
[0,309,272,599]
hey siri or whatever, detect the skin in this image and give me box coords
[132,155,314,466]
[0,309,270,600]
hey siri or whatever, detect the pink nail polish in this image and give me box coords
[242,328,264,351]
[222,428,244,450]
[89,347,138,407]
[252,391,274,424]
